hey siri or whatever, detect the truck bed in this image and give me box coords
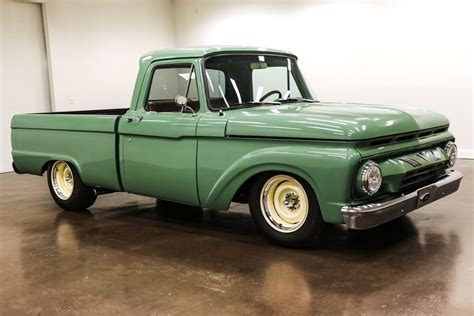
[11,108,128,191]
[45,108,128,116]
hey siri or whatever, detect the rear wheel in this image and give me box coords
[47,161,97,211]
[249,173,327,248]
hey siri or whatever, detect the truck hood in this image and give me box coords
[225,102,449,141]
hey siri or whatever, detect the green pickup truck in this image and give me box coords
[11,46,463,247]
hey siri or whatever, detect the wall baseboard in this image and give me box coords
[459,149,474,159]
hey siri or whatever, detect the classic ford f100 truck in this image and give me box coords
[11,46,463,247]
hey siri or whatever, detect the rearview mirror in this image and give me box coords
[250,62,267,70]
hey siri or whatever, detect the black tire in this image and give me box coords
[47,161,97,211]
[248,173,327,248]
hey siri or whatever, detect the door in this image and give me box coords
[1,2,51,172]
[118,59,201,205]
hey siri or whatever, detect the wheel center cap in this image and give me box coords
[64,171,72,184]
[283,192,300,211]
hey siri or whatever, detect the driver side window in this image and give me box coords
[146,64,200,113]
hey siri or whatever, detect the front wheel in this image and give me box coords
[47,161,97,211]
[249,174,327,248]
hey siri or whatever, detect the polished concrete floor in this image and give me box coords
[0,160,473,315]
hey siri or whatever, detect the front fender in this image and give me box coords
[204,161,319,208]
[199,142,361,224]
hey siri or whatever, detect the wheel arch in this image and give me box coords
[40,157,83,178]
[202,163,321,211]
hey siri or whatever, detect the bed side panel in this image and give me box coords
[11,114,120,190]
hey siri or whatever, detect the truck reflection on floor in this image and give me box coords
[13,199,463,314]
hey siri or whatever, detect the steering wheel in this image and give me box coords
[259,90,282,102]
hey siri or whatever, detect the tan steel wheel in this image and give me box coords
[50,161,74,200]
[259,175,309,233]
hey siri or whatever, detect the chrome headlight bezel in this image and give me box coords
[445,141,457,167]
[359,160,383,196]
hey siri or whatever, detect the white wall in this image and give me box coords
[43,0,175,111]
[1,1,52,173]
[173,0,473,158]
[0,0,175,172]
[1,0,472,174]
[0,0,4,173]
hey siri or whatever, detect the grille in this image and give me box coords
[369,126,448,147]
[400,165,438,191]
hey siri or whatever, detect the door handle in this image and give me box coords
[125,115,143,123]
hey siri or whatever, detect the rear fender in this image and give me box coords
[14,151,83,177]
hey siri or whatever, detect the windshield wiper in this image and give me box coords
[276,97,319,103]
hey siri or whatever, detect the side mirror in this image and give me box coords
[175,95,188,108]
[174,95,197,117]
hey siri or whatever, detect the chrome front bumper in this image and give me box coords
[341,170,463,229]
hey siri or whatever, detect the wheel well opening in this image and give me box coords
[231,171,317,205]
[41,160,54,175]
[231,172,274,204]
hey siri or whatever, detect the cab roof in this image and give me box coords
[140,46,297,63]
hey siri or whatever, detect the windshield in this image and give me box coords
[204,55,315,110]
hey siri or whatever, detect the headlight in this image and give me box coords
[360,161,382,196]
[445,141,457,167]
